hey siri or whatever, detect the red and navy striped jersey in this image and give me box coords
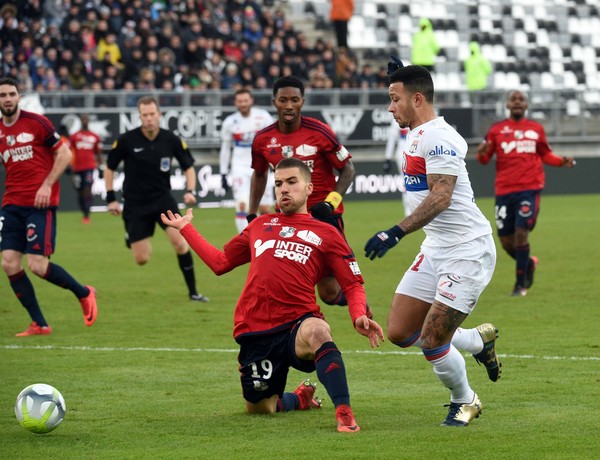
[251,116,351,213]
[479,118,564,196]
[1,110,63,207]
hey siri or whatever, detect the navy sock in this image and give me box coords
[43,263,89,299]
[177,251,197,296]
[315,342,349,407]
[515,244,530,287]
[276,393,299,412]
[9,270,48,326]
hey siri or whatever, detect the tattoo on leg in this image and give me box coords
[421,303,467,349]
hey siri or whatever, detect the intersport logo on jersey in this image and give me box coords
[254,239,313,264]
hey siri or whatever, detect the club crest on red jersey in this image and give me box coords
[279,226,296,238]
[282,145,294,158]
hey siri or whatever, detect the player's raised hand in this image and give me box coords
[562,156,576,168]
[161,208,193,230]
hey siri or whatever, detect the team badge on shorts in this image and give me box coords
[26,224,38,242]
[253,380,269,391]
[519,200,533,218]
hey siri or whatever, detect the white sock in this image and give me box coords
[429,345,474,403]
[452,327,484,354]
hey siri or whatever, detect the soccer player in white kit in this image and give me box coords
[365,63,501,427]
[220,89,275,233]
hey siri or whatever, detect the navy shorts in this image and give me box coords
[122,194,180,245]
[71,169,94,190]
[494,190,541,237]
[0,205,57,256]
[236,316,317,404]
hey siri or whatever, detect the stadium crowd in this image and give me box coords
[0,0,388,103]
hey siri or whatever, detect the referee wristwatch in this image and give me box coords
[185,189,196,196]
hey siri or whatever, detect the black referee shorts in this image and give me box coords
[122,194,181,245]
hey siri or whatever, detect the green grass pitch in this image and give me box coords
[1,195,599,459]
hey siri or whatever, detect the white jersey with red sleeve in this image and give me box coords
[219,107,273,176]
[251,116,351,214]
[1,110,63,207]
[403,117,492,248]
[180,212,367,339]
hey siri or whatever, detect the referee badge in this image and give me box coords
[160,157,171,171]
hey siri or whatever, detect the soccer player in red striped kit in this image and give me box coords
[248,75,372,317]
[477,90,575,296]
[0,77,97,336]
[161,157,384,433]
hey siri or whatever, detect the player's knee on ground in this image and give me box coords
[246,396,277,414]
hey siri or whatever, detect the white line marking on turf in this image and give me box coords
[2,344,599,361]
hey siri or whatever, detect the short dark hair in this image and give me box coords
[272,75,304,97]
[275,157,311,182]
[0,76,20,92]
[137,95,159,110]
[389,65,434,102]
[234,88,252,98]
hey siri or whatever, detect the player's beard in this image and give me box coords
[278,197,301,215]
[0,105,18,117]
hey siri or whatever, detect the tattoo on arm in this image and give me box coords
[398,174,456,234]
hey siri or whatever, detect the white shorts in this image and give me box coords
[395,234,496,314]
[231,167,275,207]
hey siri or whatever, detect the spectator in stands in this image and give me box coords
[464,41,492,91]
[476,90,576,297]
[96,32,122,68]
[63,19,84,55]
[411,18,439,72]
[222,62,242,90]
[0,0,374,96]
[358,63,377,88]
[42,0,65,28]
[330,0,354,49]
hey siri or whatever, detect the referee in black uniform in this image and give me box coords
[104,96,208,302]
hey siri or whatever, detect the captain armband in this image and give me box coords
[325,191,343,210]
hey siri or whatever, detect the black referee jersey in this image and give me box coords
[108,127,195,204]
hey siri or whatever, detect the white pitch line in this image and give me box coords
[2,344,599,361]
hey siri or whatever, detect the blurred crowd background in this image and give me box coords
[0,0,387,97]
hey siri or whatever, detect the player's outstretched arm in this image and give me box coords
[354,316,385,348]
[476,141,493,164]
[161,208,193,231]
